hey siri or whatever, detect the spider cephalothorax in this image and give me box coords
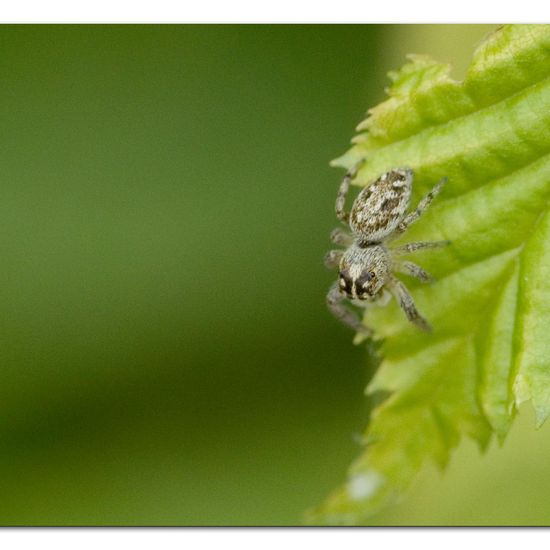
[338,245,388,300]
[325,163,448,336]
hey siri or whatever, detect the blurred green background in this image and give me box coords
[1,24,548,526]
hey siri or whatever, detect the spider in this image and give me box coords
[325,162,449,336]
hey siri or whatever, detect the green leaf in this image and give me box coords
[308,24,550,525]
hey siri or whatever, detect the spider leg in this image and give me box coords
[387,276,431,331]
[330,227,354,246]
[335,159,366,224]
[391,240,450,256]
[324,249,344,269]
[326,282,372,335]
[392,176,447,238]
[395,261,434,283]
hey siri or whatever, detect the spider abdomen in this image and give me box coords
[349,168,413,242]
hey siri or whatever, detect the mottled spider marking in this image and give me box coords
[349,168,412,243]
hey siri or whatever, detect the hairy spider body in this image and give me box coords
[349,170,411,242]
[326,164,448,336]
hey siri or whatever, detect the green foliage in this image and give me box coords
[309,24,550,525]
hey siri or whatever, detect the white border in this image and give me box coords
[0,528,546,550]
[0,7,547,546]
[0,0,548,23]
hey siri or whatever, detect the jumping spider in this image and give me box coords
[325,162,449,336]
